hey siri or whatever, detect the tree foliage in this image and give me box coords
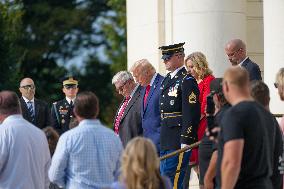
[0,1,24,90]
[0,0,127,126]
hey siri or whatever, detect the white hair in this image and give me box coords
[112,71,134,85]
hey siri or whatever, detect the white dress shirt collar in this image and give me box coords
[239,56,248,67]
[66,97,76,104]
[170,66,184,79]
[22,96,34,103]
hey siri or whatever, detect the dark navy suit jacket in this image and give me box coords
[20,97,51,129]
[141,73,164,153]
[242,57,262,81]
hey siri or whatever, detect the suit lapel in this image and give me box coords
[144,74,161,112]
[121,86,141,121]
[20,97,29,117]
[34,99,40,123]
[241,57,250,68]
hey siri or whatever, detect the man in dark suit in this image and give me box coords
[50,76,78,135]
[130,59,164,154]
[225,38,262,81]
[112,71,143,147]
[19,78,50,129]
[159,42,200,189]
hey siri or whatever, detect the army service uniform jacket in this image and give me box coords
[51,99,74,135]
[160,67,200,150]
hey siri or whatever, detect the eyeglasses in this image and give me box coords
[116,81,128,92]
[64,85,78,90]
[227,48,241,57]
[20,85,35,90]
[274,83,279,88]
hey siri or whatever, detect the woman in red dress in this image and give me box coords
[185,52,215,176]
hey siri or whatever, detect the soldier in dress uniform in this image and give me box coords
[50,76,79,135]
[159,42,200,189]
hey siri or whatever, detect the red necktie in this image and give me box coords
[144,85,151,107]
[114,96,131,134]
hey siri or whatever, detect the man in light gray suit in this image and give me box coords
[112,71,143,147]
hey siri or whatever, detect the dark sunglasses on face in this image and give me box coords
[20,85,35,90]
[64,85,77,90]
[162,55,173,61]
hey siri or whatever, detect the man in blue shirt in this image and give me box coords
[49,91,123,189]
[0,91,51,189]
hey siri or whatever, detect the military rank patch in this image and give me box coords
[188,92,197,104]
[187,126,192,134]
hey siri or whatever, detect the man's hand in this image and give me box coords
[181,144,191,152]
[206,127,220,142]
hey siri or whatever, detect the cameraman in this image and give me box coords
[199,78,231,189]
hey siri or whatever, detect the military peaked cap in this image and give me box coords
[62,76,78,86]
[159,42,185,60]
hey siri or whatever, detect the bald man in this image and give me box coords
[216,67,277,189]
[19,78,51,129]
[225,39,262,81]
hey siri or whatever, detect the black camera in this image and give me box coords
[206,93,215,115]
[206,93,217,137]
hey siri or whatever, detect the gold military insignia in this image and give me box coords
[187,126,192,134]
[188,92,197,104]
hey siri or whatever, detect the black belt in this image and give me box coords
[161,112,182,119]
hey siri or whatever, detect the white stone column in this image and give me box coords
[126,0,166,74]
[263,0,284,114]
[170,0,247,77]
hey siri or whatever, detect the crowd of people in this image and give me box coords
[0,38,283,189]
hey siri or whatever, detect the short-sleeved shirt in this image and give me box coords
[216,101,273,189]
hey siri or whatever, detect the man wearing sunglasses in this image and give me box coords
[19,78,51,129]
[51,76,79,135]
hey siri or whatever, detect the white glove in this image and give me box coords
[181,144,191,152]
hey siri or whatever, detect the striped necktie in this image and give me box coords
[27,101,35,123]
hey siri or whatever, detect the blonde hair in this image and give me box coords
[130,59,155,74]
[275,68,284,88]
[224,66,249,89]
[185,52,212,80]
[120,137,164,189]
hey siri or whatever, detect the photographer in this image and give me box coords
[199,78,231,189]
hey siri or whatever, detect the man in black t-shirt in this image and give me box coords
[218,67,274,189]
[250,80,283,189]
